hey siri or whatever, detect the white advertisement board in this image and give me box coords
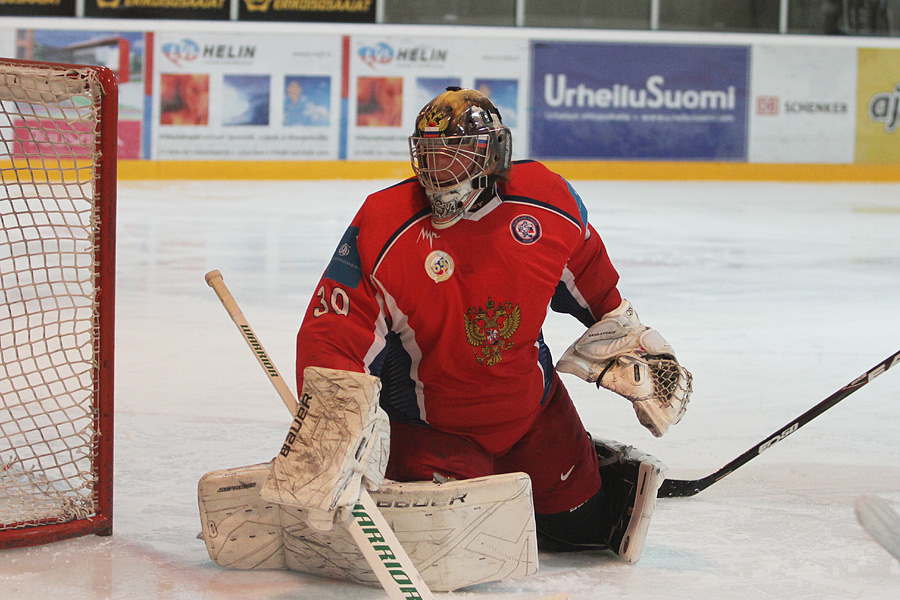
[346,35,530,161]
[152,32,342,160]
[0,31,15,56]
[748,45,857,163]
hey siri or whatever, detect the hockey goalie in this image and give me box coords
[198,87,692,590]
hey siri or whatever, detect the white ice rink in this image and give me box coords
[2,177,900,599]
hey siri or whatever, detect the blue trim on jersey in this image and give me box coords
[564,180,590,227]
[369,331,426,425]
[551,281,596,327]
[323,226,363,289]
[537,331,555,405]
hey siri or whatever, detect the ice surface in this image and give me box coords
[2,178,899,599]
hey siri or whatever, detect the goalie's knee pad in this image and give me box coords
[535,437,666,563]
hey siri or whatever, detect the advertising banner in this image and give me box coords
[238,0,375,22]
[152,32,342,160]
[346,35,530,161]
[748,45,856,163]
[530,41,749,160]
[84,0,229,20]
[14,29,147,160]
[855,47,900,164]
[0,0,74,16]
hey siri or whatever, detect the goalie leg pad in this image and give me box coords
[283,472,538,592]
[534,437,666,564]
[199,464,537,591]
[197,463,286,570]
[260,366,389,531]
[595,437,667,563]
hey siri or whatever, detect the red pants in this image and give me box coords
[385,375,601,515]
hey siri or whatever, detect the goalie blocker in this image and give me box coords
[259,367,390,532]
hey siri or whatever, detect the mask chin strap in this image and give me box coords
[471,175,489,191]
[467,179,497,215]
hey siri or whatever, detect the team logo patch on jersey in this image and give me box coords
[323,226,363,288]
[425,250,454,282]
[464,298,521,366]
[510,215,541,245]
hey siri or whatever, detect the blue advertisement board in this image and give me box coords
[531,41,750,160]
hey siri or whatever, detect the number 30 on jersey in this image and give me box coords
[313,284,350,317]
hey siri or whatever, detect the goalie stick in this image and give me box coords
[855,495,900,561]
[204,270,435,600]
[658,348,900,498]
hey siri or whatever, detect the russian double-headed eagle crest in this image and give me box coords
[417,92,467,137]
[417,108,450,138]
[464,298,521,366]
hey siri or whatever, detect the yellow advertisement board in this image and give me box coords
[856,48,900,163]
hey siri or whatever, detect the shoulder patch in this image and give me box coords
[510,214,542,245]
[323,226,363,288]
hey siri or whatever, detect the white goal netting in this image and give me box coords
[0,63,109,533]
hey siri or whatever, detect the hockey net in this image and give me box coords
[0,58,117,548]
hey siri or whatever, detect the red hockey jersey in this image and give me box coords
[296,160,622,454]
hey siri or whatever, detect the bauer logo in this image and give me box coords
[161,39,200,67]
[279,392,311,457]
[374,492,467,508]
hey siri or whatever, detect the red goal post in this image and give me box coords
[0,58,117,548]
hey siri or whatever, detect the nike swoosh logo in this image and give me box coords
[560,465,575,481]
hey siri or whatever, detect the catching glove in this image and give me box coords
[556,300,692,437]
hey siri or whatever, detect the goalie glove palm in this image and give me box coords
[556,300,692,437]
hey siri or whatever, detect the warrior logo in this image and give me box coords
[464,298,521,366]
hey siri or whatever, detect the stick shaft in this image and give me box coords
[205,269,434,600]
[658,349,900,498]
[205,270,296,415]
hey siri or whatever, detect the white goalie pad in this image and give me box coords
[260,366,389,531]
[198,463,538,592]
[198,464,286,570]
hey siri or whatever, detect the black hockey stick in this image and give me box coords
[658,348,900,498]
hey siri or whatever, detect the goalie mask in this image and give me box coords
[409,87,512,229]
